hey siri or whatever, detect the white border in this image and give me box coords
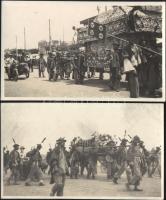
[1,103,164,199]
[1,1,165,102]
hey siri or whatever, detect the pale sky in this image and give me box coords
[2,1,164,50]
[2,1,114,49]
[1,103,163,154]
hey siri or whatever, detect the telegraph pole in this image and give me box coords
[16,35,18,58]
[24,27,26,51]
[62,26,64,43]
[49,19,52,52]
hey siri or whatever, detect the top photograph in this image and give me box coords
[1,1,165,101]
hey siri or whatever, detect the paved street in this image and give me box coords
[4,68,130,98]
[3,170,161,197]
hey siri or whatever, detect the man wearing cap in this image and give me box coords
[19,146,26,180]
[38,53,47,78]
[109,44,121,92]
[47,52,53,74]
[46,148,52,165]
[105,48,112,77]
[3,148,10,174]
[5,54,15,67]
[25,144,44,186]
[5,54,17,77]
[113,139,128,184]
[7,144,21,185]
[139,141,148,176]
[125,136,143,191]
[69,147,80,179]
[49,138,68,196]
[148,146,161,178]
[20,52,26,63]
[78,51,85,84]
[87,151,97,179]
[47,52,56,80]
[105,141,116,180]
[64,53,72,80]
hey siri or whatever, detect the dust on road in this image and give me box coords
[4,69,129,98]
[3,171,161,198]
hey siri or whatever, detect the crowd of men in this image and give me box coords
[3,134,161,196]
[4,40,162,98]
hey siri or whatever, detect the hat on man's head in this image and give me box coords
[121,138,128,144]
[156,146,161,151]
[132,135,140,143]
[56,137,66,144]
[13,144,19,148]
[37,144,42,148]
[20,146,25,149]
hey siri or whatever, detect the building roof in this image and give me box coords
[94,6,133,25]
[77,6,162,44]
[94,6,161,25]
[80,16,97,25]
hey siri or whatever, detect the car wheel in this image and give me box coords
[26,72,30,78]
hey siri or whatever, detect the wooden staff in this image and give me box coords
[12,138,16,144]
[107,33,162,56]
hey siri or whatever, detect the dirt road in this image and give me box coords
[4,69,129,98]
[3,171,161,198]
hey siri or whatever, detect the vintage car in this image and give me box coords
[5,62,30,81]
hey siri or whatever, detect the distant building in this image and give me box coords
[38,40,61,53]
[52,40,59,46]
[51,40,59,51]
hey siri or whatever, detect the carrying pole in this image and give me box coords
[16,35,18,58]
[107,33,162,56]
[24,27,26,51]
[49,19,52,52]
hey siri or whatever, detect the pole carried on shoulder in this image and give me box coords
[41,137,46,144]
[107,33,162,56]
[12,138,16,144]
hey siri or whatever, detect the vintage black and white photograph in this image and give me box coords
[1,103,164,198]
[1,1,165,101]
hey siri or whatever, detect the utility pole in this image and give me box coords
[62,26,64,43]
[16,35,18,58]
[97,5,100,15]
[49,19,52,52]
[24,27,26,51]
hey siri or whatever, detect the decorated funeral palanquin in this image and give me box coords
[77,6,162,41]
[103,7,162,36]
[77,6,162,71]
[106,17,129,36]
[134,14,162,33]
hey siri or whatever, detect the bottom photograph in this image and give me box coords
[1,103,164,199]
